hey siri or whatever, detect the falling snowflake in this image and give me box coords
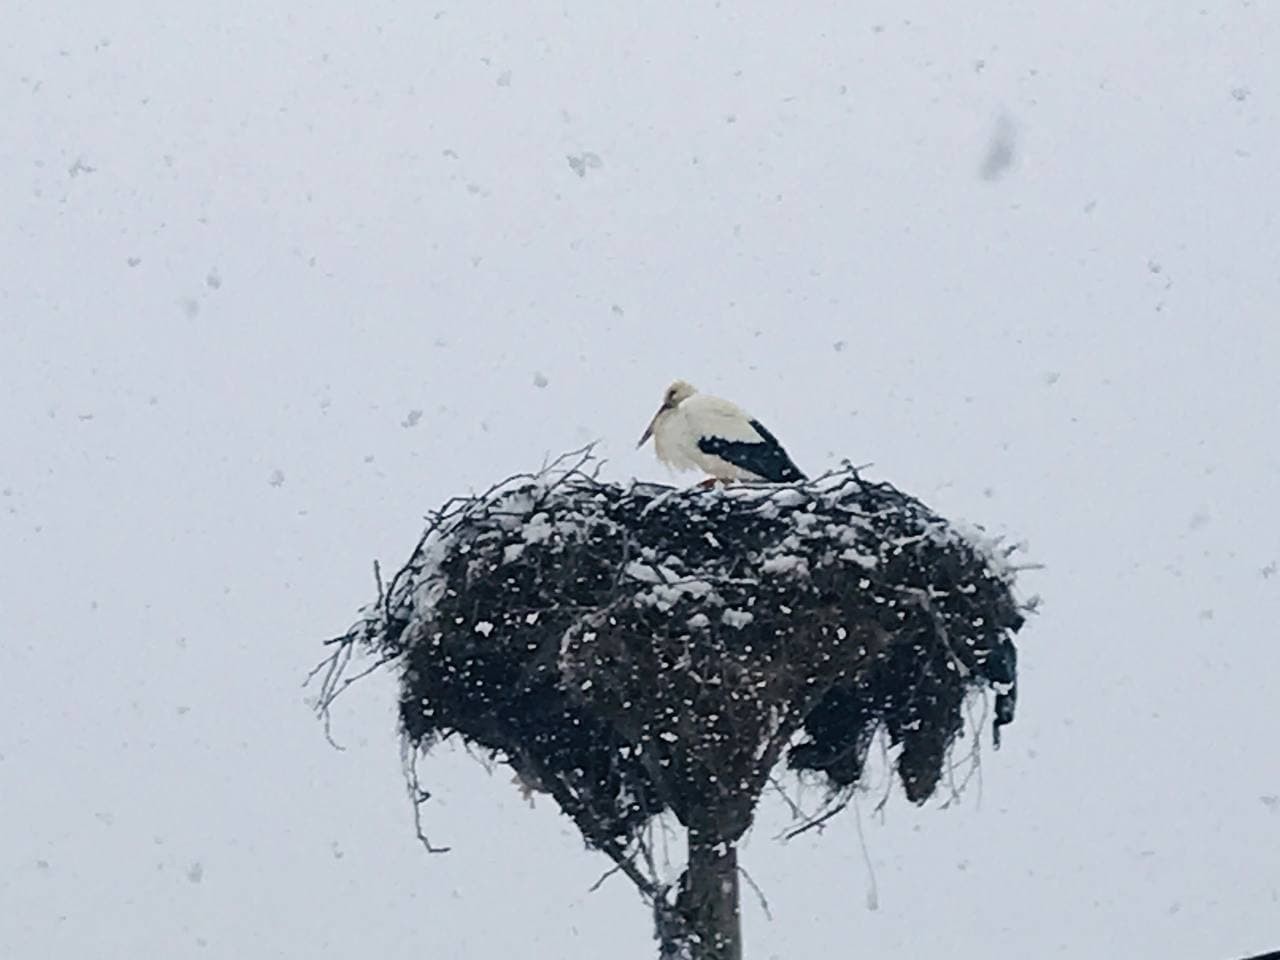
[567,152,603,178]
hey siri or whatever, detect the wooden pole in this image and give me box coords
[682,829,742,960]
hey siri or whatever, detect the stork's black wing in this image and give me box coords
[697,420,807,482]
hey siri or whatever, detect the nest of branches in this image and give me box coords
[318,449,1028,859]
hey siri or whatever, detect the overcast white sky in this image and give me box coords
[3,3,1278,958]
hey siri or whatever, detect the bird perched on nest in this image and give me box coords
[637,380,807,483]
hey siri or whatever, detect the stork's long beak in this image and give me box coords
[637,407,662,448]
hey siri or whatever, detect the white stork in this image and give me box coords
[636,380,807,483]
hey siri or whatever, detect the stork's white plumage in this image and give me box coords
[636,380,806,483]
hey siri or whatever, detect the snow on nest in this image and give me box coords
[384,454,1029,636]
[635,577,717,613]
[940,519,1030,586]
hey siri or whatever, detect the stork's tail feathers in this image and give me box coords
[697,419,807,483]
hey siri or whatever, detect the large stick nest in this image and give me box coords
[320,449,1026,853]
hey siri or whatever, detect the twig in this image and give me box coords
[311,640,358,749]
[374,558,389,625]
[588,859,627,893]
[947,688,989,807]
[319,652,396,710]
[404,746,451,854]
[873,731,895,815]
[738,864,773,921]
[303,645,343,684]
[769,776,806,823]
[782,793,853,841]
[852,798,879,911]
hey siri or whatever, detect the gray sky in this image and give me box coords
[3,2,1278,957]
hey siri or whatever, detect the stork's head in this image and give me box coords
[637,380,697,447]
